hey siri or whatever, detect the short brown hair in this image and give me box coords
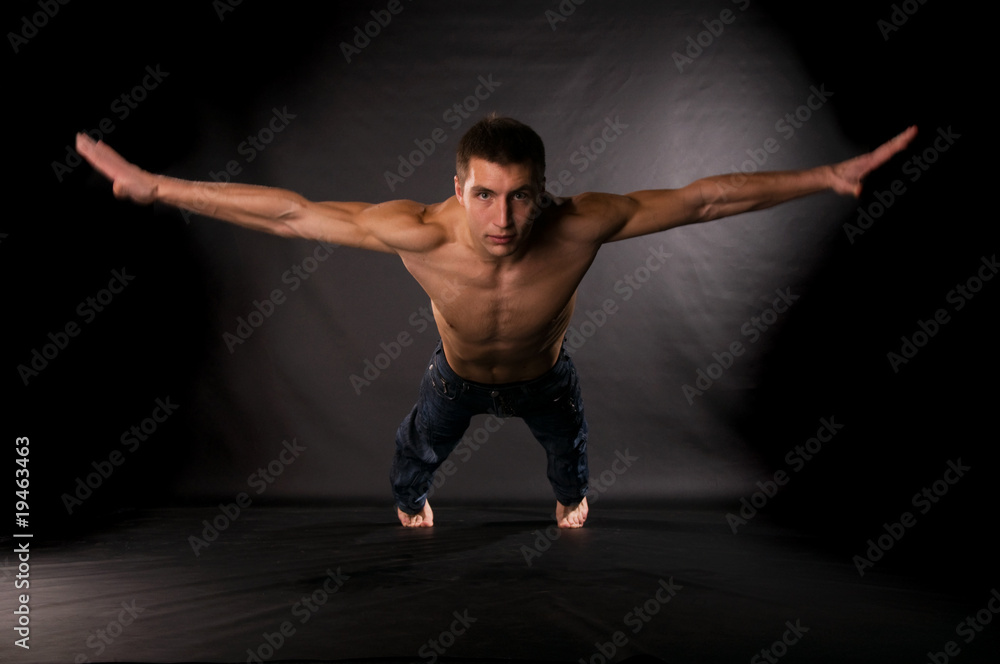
[456,115,546,186]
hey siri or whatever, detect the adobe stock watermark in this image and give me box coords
[74,600,146,663]
[682,287,798,405]
[61,396,180,514]
[17,268,136,386]
[52,65,171,182]
[726,416,844,533]
[584,449,639,505]
[213,0,245,21]
[570,117,630,177]
[8,0,72,54]
[349,281,462,395]
[564,245,672,354]
[222,241,337,354]
[350,274,471,395]
[384,74,502,192]
[672,0,752,73]
[750,619,810,664]
[877,0,929,41]
[578,578,683,664]
[498,116,628,225]
[521,449,638,566]
[12,543,31,649]
[188,437,307,556]
[245,567,350,663]
[844,126,960,245]
[545,116,630,199]
[925,588,1000,664]
[339,0,415,63]
[349,330,418,394]
[180,106,298,202]
[709,83,834,201]
[886,253,995,373]
[416,609,477,664]
[852,458,970,577]
[544,0,588,31]
[427,415,508,498]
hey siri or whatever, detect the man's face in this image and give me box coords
[455,157,543,259]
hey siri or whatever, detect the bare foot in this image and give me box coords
[555,497,588,528]
[397,501,434,527]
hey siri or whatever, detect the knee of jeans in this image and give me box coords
[554,388,584,423]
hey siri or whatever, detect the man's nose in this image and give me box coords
[494,200,513,227]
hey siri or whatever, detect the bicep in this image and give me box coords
[596,185,707,243]
[286,200,424,254]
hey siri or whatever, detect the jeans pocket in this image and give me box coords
[528,372,581,424]
[555,388,582,422]
[426,363,457,401]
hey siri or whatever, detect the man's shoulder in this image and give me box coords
[362,196,458,253]
[538,191,628,242]
[543,191,626,219]
[353,196,455,226]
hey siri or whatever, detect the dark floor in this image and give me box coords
[9,505,997,663]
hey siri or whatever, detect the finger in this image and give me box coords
[895,124,918,145]
[870,125,918,165]
[75,133,105,170]
[77,134,130,181]
[112,180,129,200]
[75,132,94,154]
[76,133,108,168]
[886,125,918,153]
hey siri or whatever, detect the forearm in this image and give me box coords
[153,176,307,237]
[594,128,914,243]
[695,165,835,223]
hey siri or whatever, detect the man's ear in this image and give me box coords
[454,175,464,203]
[534,177,547,202]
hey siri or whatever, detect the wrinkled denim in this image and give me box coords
[391,341,589,514]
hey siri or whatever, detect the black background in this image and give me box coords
[5,0,994,599]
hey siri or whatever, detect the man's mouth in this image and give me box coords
[488,235,515,244]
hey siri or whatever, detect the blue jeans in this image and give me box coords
[391,341,589,514]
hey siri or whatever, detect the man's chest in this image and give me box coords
[401,242,596,342]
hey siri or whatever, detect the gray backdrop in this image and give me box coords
[9,0,992,564]
[174,1,852,504]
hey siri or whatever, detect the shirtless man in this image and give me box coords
[75,117,917,529]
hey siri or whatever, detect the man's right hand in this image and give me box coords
[74,133,430,253]
[76,133,160,205]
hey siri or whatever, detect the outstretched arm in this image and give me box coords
[75,133,426,253]
[596,126,918,243]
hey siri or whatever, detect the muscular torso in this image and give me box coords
[397,197,602,383]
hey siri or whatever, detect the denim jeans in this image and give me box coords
[391,341,589,514]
